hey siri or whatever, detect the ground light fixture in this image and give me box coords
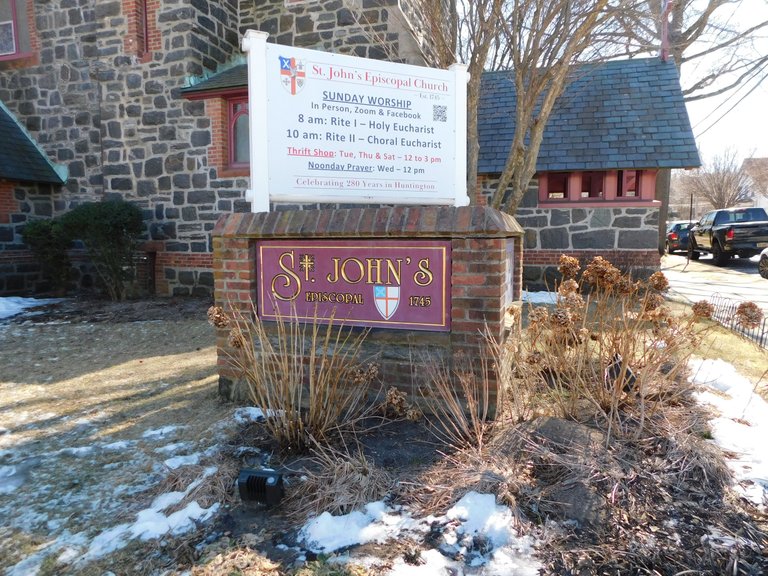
[237,468,285,506]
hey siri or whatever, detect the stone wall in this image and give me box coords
[479,176,661,290]
[212,205,523,403]
[239,0,433,66]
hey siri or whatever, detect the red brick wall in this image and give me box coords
[154,251,214,295]
[207,98,227,172]
[523,249,660,268]
[0,181,18,224]
[204,97,249,178]
[0,1,40,68]
[123,0,160,62]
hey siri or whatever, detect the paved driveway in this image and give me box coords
[661,253,768,313]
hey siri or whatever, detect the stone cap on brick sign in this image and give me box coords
[212,206,524,239]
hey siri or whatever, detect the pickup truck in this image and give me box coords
[688,207,768,266]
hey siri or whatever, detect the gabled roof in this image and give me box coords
[0,100,67,185]
[478,58,701,173]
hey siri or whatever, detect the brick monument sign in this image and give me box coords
[213,206,523,403]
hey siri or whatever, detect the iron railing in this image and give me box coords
[709,293,768,349]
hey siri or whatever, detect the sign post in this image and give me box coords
[241,30,469,211]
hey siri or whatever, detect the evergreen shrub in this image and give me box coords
[21,218,73,294]
[61,200,145,300]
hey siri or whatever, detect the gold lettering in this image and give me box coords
[341,258,365,284]
[366,258,383,284]
[304,291,364,305]
[327,257,341,283]
[385,259,402,285]
[271,251,301,301]
[414,258,433,286]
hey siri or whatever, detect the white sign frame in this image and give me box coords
[241,30,469,212]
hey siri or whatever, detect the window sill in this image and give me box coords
[217,167,250,179]
[0,51,38,66]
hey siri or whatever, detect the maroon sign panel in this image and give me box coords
[257,240,451,331]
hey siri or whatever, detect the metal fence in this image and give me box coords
[710,293,768,349]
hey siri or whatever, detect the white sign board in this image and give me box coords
[242,31,469,212]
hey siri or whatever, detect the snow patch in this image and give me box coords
[78,466,218,563]
[298,493,541,573]
[690,358,768,510]
[0,297,62,320]
[164,453,200,470]
[142,425,181,440]
[0,464,24,495]
[522,290,557,305]
[233,407,267,424]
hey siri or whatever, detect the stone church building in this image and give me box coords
[1,0,449,295]
[0,0,697,296]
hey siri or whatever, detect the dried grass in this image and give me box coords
[293,559,370,576]
[190,548,282,575]
[125,454,240,526]
[215,303,380,452]
[398,425,529,518]
[417,324,519,452]
[283,440,393,522]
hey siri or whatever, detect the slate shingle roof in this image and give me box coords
[478,58,700,173]
[180,65,248,96]
[0,100,67,184]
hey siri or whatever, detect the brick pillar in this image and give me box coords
[212,206,524,405]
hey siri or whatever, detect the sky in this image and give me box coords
[680,0,768,165]
[2,295,767,575]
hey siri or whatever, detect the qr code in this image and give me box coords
[433,105,447,122]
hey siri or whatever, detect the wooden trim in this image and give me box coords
[535,169,660,207]
[0,0,38,64]
[229,97,249,168]
[540,199,661,208]
[182,87,248,101]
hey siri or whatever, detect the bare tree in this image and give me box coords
[608,0,768,103]
[742,157,768,199]
[414,0,614,211]
[676,149,753,209]
[487,0,617,211]
[393,0,767,217]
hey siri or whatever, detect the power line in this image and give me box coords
[694,67,768,138]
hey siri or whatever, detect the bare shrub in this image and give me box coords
[514,256,711,439]
[382,386,422,421]
[735,301,763,330]
[417,322,521,452]
[223,304,380,452]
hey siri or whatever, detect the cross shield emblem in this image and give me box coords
[373,285,400,320]
[279,56,306,95]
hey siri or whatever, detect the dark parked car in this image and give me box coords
[665,220,695,254]
[689,207,768,266]
[759,247,768,279]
